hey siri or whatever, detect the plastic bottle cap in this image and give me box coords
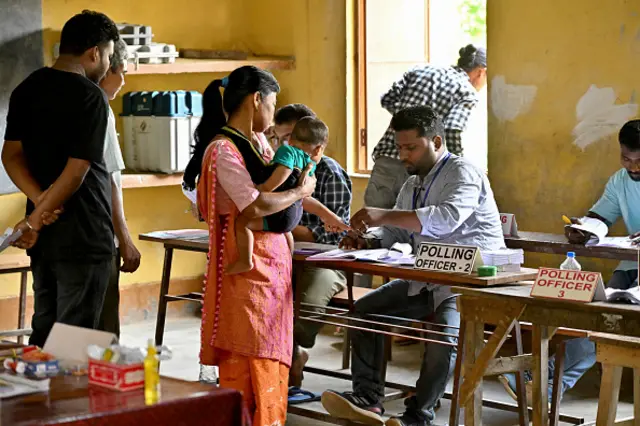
[567,252,576,258]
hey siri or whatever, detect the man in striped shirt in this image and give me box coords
[365,44,487,209]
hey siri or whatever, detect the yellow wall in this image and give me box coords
[0,0,243,297]
[488,0,638,276]
[0,0,366,298]
[241,0,367,210]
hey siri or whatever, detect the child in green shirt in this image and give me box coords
[227,117,350,275]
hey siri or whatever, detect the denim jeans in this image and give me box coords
[548,269,638,396]
[350,279,459,424]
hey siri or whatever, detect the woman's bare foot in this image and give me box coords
[289,346,309,388]
[225,260,253,275]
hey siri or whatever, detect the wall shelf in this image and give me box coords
[127,56,295,75]
[121,173,183,189]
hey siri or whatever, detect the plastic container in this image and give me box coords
[477,265,497,277]
[121,90,202,173]
[560,252,582,271]
[129,43,178,64]
[117,24,153,46]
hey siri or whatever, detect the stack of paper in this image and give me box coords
[480,248,524,272]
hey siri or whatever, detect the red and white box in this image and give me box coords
[88,358,144,392]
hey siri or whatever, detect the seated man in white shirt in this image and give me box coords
[321,106,505,426]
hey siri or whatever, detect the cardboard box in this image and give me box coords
[88,358,144,392]
[43,323,117,370]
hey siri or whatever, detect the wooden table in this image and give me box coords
[138,231,538,344]
[453,284,640,426]
[1,374,244,426]
[0,254,31,344]
[505,231,638,261]
[140,230,545,425]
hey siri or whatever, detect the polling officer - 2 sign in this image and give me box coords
[414,242,481,274]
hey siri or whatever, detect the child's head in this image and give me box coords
[271,104,316,146]
[100,38,128,100]
[289,117,329,163]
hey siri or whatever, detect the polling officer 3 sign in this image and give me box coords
[530,268,606,303]
[414,243,480,274]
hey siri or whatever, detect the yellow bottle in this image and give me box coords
[144,339,160,405]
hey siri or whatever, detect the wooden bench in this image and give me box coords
[0,254,31,344]
[590,332,640,426]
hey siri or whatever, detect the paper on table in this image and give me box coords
[376,250,415,265]
[305,247,416,265]
[0,228,22,254]
[390,242,413,256]
[0,373,49,399]
[294,242,336,254]
[306,248,389,262]
[586,236,637,249]
[146,229,208,241]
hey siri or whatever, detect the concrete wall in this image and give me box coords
[487,0,639,276]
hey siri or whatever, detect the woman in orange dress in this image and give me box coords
[182,66,316,425]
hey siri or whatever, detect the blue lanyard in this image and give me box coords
[412,153,451,210]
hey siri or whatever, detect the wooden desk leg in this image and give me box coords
[343,271,355,370]
[550,340,566,426]
[346,272,355,312]
[17,271,28,345]
[463,320,484,426]
[513,322,530,426]
[633,368,640,426]
[154,247,174,346]
[532,325,551,426]
[596,363,623,426]
[449,320,466,426]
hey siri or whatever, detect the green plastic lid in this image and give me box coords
[478,265,497,277]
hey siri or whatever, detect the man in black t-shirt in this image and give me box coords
[1,10,120,346]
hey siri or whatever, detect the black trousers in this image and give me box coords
[29,255,111,347]
[98,251,121,337]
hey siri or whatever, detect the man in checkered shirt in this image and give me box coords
[365,45,487,209]
[269,104,353,388]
